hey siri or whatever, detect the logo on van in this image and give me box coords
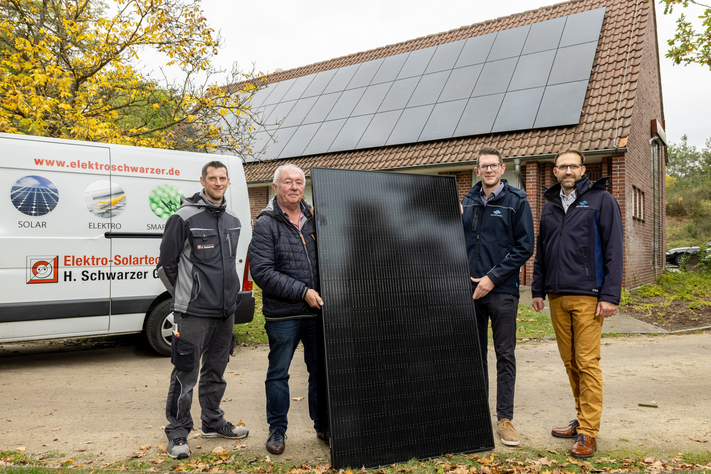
[27,256,59,284]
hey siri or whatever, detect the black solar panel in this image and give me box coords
[245,7,606,160]
[311,168,494,469]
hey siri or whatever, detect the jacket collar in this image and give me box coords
[260,196,313,220]
[542,175,610,207]
[465,178,510,205]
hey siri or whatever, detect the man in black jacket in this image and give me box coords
[532,149,623,459]
[461,147,534,447]
[248,164,326,455]
[157,161,248,460]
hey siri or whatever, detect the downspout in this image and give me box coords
[514,158,525,191]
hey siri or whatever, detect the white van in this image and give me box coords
[0,132,254,356]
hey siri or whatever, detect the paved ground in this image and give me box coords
[2,331,710,465]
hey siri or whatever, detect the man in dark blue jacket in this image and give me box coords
[461,147,534,447]
[248,164,327,455]
[532,149,623,459]
[157,161,249,460]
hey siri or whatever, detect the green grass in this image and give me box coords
[237,288,555,345]
[622,269,711,310]
[3,447,710,473]
[233,285,267,345]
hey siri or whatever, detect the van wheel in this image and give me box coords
[145,299,174,357]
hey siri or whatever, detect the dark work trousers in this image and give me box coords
[165,312,235,440]
[474,291,518,421]
[264,317,328,434]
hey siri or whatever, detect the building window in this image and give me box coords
[633,186,645,221]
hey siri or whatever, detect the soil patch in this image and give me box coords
[623,296,711,331]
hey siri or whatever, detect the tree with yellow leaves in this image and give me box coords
[0,0,267,157]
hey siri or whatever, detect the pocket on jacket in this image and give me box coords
[190,272,201,302]
[225,227,241,257]
[190,228,220,261]
[171,336,195,371]
[581,248,590,281]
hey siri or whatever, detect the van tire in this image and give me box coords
[145,299,174,357]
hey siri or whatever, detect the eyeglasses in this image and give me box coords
[477,163,501,171]
[555,164,582,171]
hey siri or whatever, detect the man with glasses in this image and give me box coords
[531,149,623,458]
[461,147,534,447]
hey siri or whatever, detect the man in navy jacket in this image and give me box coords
[461,147,534,447]
[532,149,623,459]
[249,164,327,455]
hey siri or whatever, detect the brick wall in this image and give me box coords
[438,170,473,200]
[617,1,667,288]
[248,186,269,226]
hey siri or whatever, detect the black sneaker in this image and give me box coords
[200,421,249,439]
[266,430,286,454]
[316,430,330,446]
[167,437,190,459]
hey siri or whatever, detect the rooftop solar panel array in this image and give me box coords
[248,7,605,161]
[312,168,494,469]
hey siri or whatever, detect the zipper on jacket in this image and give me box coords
[584,248,590,280]
[276,212,316,290]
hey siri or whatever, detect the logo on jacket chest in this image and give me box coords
[490,210,503,217]
[577,201,590,208]
[197,243,215,250]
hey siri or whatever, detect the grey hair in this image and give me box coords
[272,164,306,184]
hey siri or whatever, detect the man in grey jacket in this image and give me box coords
[157,161,248,459]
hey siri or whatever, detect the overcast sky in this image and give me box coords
[177,0,710,150]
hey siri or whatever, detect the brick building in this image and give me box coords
[242,0,667,288]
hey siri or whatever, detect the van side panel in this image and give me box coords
[0,136,111,337]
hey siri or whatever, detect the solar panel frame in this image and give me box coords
[559,7,606,47]
[508,49,557,91]
[491,86,545,133]
[453,93,505,137]
[521,16,566,55]
[419,99,468,141]
[547,41,599,85]
[533,80,589,128]
[311,168,495,469]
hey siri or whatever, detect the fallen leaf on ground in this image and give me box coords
[546,449,558,454]
[77,447,87,452]
[222,398,232,402]
[234,373,244,376]
[193,433,201,438]
[157,443,167,453]
[292,397,304,401]
[39,413,52,417]
[16,447,26,452]
[690,438,709,443]
[212,447,226,454]
[140,444,151,451]
[53,427,61,431]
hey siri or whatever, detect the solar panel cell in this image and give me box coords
[302,92,341,124]
[487,25,530,61]
[559,7,606,47]
[352,82,392,116]
[386,105,434,145]
[357,110,403,148]
[372,53,409,84]
[278,122,321,158]
[324,63,361,93]
[378,77,419,112]
[419,99,468,141]
[471,58,518,97]
[522,16,566,54]
[534,80,588,128]
[347,58,385,90]
[303,119,347,155]
[438,64,483,102]
[302,69,338,98]
[453,93,505,137]
[547,41,598,85]
[328,115,374,152]
[397,47,436,79]
[407,71,450,107]
[281,74,316,102]
[455,32,497,68]
[491,87,545,132]
[425,40,466,74]
[508,49,556,91]
[326,88,367,121]
[279,96,319,128]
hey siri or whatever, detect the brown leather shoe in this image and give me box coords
[570,434,597,458]
[551,419,579,438]
[266,430,285,454]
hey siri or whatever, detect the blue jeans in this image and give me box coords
[265,318,327,433]
[474,291,518,421]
